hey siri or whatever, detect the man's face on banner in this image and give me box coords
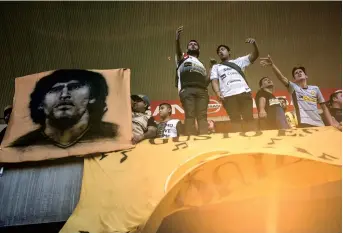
[43,80,95,121]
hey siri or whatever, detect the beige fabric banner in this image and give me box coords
[0,69,133,162]
[61,126,342,233]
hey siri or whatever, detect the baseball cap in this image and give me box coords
[131,94,150,107]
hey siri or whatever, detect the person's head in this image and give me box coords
[131,94,150,113]
[259,77,274,89]
[329,90,342,108]
[277,97,287,111]
[3,105,12,124]
[187,40,200,57]
[159,103,172,119]
[30,69,108,130]
[292,66,307,82]
[216,45,231,61]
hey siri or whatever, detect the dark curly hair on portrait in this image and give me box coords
[29,69,109,126]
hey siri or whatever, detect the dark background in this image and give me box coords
[0,1,341,112]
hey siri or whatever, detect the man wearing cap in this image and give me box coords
[260,55,338,128]
[328,90,342,124]
[175,26,209,135]
[131,94,157,144]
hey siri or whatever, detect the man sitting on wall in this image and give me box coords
[131,94,157,144]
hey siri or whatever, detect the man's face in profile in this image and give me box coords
[43,80,95,122]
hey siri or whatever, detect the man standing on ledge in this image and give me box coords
[260,55,338,129]
[175,26,209,135]
[210,38,259,132]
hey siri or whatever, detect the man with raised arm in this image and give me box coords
[260,55,338,128]
[175,26,209,136]
[209,39,259,132]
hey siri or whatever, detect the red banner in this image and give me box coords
[151,88,339,121]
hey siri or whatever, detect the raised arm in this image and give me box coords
[246,38,259,63]
[175,26,183,62]
[260,55,289,87]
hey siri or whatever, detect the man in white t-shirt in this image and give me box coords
[157,103,183,138]
[210,39,259,132]
[260,55,338,129]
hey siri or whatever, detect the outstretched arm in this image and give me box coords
[260,55,289,87]
[246,38,259,63]
[175,26,183,62]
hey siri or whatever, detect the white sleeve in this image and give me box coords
[287,81,297,94]
[210,64,219,80]
[231,55,251,70]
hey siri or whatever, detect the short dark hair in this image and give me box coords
[188,40,200,48]
[292,66,306,78]
[159,103,172,115]
[216,44,230,54]
[259,77,269,88]
[29,69,109,126]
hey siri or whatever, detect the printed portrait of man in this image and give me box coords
[10,69,118,148]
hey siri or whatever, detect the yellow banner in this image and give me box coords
[61,126,342,233]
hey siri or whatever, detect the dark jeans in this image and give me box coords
[222,92,255,132]
[222,92,254,122]
[179,87,209,135]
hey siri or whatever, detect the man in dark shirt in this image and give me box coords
[255,77,289,130]
[329,90,342,124]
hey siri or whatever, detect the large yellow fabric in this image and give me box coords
[61,127,342,233]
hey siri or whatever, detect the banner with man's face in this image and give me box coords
[0,69,133,162]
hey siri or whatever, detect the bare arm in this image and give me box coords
[320,103,338,127]
[209,58,220,96]
[144,126,157,139]
[211,79,222,99]
[260,55,289,87]
[258,97,267,118]
[246,38,259,63]
[175,26,183,62]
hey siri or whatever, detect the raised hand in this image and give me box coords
[245,38,256,44]
[260,55,274,67]
[176,26,183,40]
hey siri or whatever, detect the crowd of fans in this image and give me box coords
[130,26,341,144]
[0,26,341,145]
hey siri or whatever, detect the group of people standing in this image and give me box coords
[129,26,342,143]
[174,26,341,135]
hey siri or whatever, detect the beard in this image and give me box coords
[187,49,200,57]
[48,116,81,131]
